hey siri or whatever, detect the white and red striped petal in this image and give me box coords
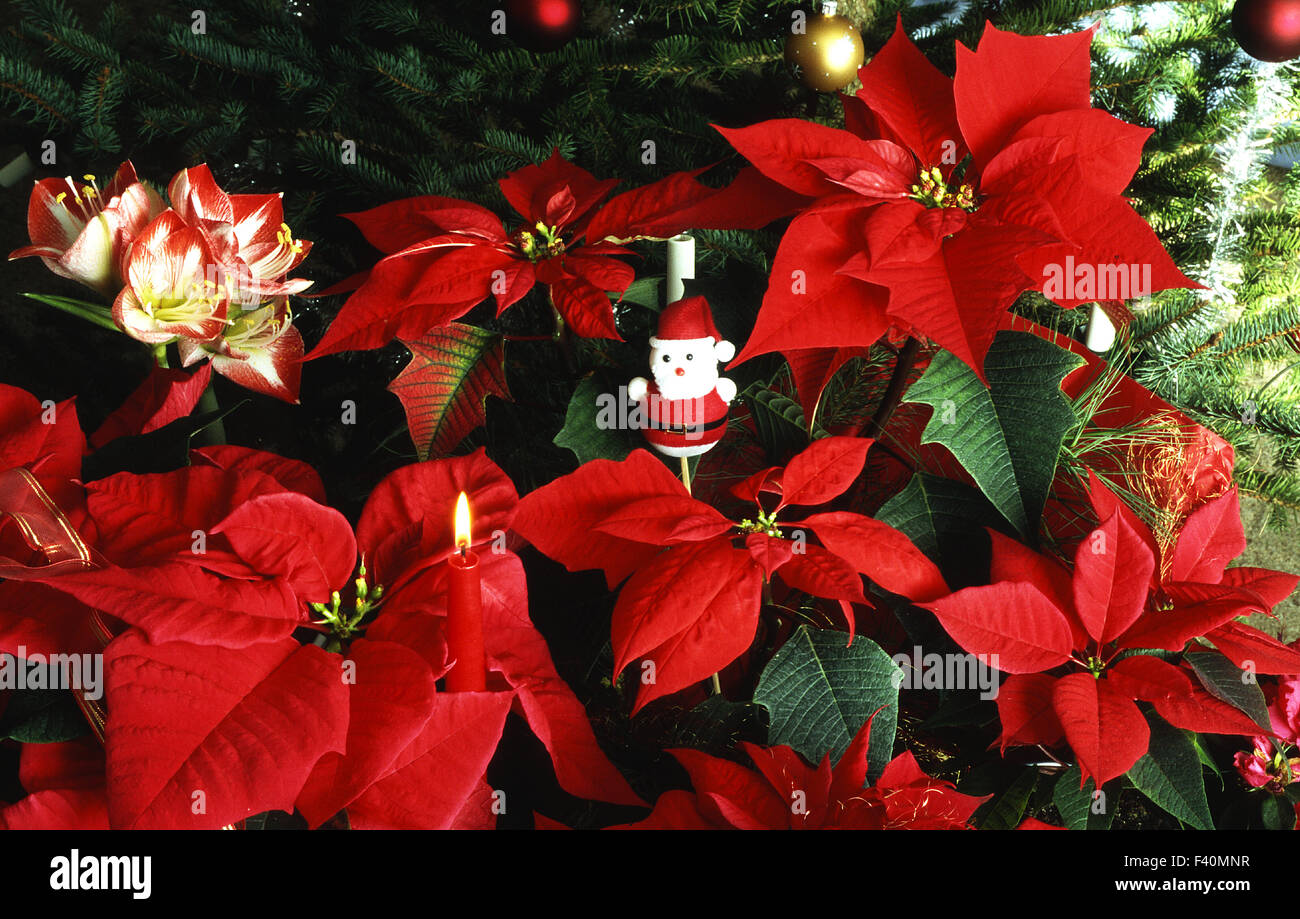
[110,182,167,281]
[167,164,233,225]
[197,300,303,403]
[23,176,95,250]
[126,213,217,296]
[229,194,285,249]
[9,166,162,297]
[112,282,227,345]
[53,213,118,294]
[211,322,302,403]
[113,286,181,344]
[167,166,312,298]
[102,161,142,201]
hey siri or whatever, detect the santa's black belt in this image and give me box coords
[647,416,727,434]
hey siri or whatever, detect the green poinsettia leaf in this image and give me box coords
[390,323,511,460]
[876,471,1007,589]
[1261,793,1297,831]
[553,375,637,465]
[1052,765,1114,830]
[0,688,90,743]
[1126,711,1214,830]
[742,381,813,462]
[1186,650,1272,733]
[753,625,900,782]
[1190,733,1224,789]
[974,766,1037,830]
[902,331,1084,540]
[666,695,769,758]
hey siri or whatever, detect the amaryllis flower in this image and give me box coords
[8,161,163,297]
[167,164,312,303]
[112,210,229,344]
[717,19,1201,378]
[178,298,303,403]
[615,713,987,829]
[306,151,805,358]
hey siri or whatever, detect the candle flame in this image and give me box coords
[454,491,471,550]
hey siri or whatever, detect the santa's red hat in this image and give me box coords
[653,296,723,343]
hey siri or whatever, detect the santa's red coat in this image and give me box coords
[639,382,729,451]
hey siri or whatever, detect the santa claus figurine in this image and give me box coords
[628,296,737,457]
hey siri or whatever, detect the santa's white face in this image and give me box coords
[649,336,719,401]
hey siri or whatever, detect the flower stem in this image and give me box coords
[21,292,119,334]
[549,292,578,376]
[193,382,227,446]
[863,337,922,440]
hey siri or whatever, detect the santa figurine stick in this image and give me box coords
[628,296,737,493]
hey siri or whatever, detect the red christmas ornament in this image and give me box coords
[505,0,581,53]
[1232,0,1300,62]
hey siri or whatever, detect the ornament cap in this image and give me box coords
[653,296,724,345]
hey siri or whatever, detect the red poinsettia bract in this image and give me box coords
[295,449,643,827]
[716,19,1200,380]
[513,437,948,711]
[0,738,110,830]
[615,714,986,829]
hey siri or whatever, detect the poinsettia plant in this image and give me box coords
[919,472,1300,787]
[715,17,1200,409]
[307,151,802,356]
[513,438,948,711]
[0,391,636,828]
[612,712,989,830]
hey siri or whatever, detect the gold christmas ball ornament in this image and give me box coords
[785,2,865,92]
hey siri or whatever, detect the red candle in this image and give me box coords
[445,492,486,692]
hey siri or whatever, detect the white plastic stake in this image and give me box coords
[1085,302,1116,353]
[666,233,695,305]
